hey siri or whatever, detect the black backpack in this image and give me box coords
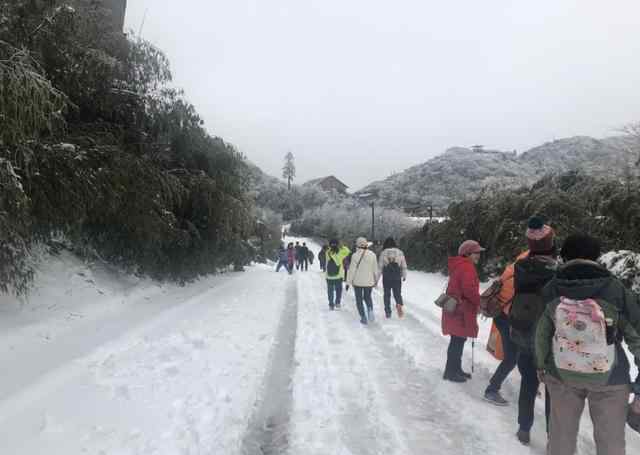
[327,256,340,276]
[509,257,557,331]
[383,259,402,281]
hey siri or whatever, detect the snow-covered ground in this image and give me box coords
[1,241,639,454]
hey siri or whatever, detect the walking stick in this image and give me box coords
[471,338,476,374]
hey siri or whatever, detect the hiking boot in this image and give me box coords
[483,390,509,407]
[396,304,404,318]
[516,429,530,445]
[443,372,467,383]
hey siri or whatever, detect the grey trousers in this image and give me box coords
[545,374,630,455]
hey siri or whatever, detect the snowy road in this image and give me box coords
[1,240,639,454]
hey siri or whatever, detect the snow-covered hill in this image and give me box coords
[358,136,638,211]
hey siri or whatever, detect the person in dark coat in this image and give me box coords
[442,240,484,382]
[275,245,289,272]
[294,242,302,270]
[319,245,328,271]
[300,242,310,271]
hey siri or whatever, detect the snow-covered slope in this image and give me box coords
[358,136,638,211]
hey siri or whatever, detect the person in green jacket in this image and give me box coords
[325,238,351,310]
[536,234,640,455]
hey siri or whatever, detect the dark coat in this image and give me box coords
[442,256,480,338]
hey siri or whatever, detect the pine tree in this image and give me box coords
[282,151,296,190]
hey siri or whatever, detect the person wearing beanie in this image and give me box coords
[483,216,557,411]
[441,239,484,382]
[506,216,558,445]
[536,233,640,455]
[347,237,380,324]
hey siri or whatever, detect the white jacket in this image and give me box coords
[378,248,408,280]
[346,248,379,287]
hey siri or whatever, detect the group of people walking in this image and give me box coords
[275,241,314,274]
[441,216,640,454]
[284,236,408,325]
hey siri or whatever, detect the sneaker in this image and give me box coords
[396,304,404,318]
[360,317,368,325]
[516,430,530,445]
[460,370,472,379]
[329,305,335,311]
[443,372,467,383]
[335,303,341,309]
[385,312,392,319]
[484,390,509,407]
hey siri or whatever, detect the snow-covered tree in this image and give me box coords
[282,151,296,190]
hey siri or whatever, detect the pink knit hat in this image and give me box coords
[458,240,485,256]
[526,216,555,253]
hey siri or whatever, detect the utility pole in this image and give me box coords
[371,201,375,243]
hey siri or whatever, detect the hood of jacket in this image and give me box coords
[548,259,613,300]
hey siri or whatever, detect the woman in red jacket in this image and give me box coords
[442,240,484,382]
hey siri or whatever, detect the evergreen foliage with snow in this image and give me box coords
[0,1,258,292]
[402,171,640,279]
[290,199,417,244]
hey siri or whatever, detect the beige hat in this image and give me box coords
[356,237,368,248]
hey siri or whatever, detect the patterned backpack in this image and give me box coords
[552,297,618,384]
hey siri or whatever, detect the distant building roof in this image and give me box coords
[303,176,349,193]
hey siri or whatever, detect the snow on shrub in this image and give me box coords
[600,251,640,293]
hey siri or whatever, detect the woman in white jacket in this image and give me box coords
[346,237,380,325]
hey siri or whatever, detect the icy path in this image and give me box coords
[1,243,639,454]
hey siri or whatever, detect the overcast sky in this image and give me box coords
[125,1,640,190]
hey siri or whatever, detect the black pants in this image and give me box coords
[486,314,519,393]
[275,260,288,272]
[354,286,373,320]
[326,279,343,308]
[445,335,467,376]
[383,279,403,315]
[517,351,551,432]
[302,258,308,271]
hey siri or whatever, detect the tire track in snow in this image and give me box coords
[241,278,298,455]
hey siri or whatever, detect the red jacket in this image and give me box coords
[442,256,480,338]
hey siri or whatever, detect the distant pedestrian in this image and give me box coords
[300,242,310,271]
[318,244,328,272]
[325,239,350,310]
[275,245,289,272]
[442,240,484,383]
[286,243,295,274]
[294,242,302,270]
[347,237,380,325]
[378,237,408,318]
